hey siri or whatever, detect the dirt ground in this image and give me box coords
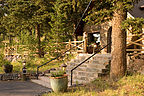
[127,54,144,74]
[0,81,51,96]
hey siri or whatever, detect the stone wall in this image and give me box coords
[83,22,112,54]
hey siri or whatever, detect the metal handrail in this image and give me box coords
[70,42,111,85]
[36,41,84,79]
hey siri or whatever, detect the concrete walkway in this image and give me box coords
[0,81,51,96]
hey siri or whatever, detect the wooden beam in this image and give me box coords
[126,49,144,51]
[63,41,83,44]
[127,33,144,37]
[127,42,144,47]
[132,52,144,57]
[127,37,144,47]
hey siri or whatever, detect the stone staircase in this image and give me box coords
[66,53,111,85]
[31,53,111,87]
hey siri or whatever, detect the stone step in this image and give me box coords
[68,62,109,70]
[91,59,105,63]
[71,74,99,84]
[87,63,106,69]
[67,64,106,73]
[69,54,111,63]
[72,79,88,84]
[98,73,109,78]
[71,73,98,79]
[102,69,110,73]
[94,53,111,57]
[77,53,92,58]
[69,54,92,63]
[66,53,111,85]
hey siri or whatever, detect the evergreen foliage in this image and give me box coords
[0,0,53,57]
[47,0,91,56]
[85,0,141,25]
[48,0,71,56]
[0,0,91,58]
[122,18,144,34]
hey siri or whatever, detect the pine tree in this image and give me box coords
[0,0,7,40]
[48,0,91,56]
[1,0,53,57]
[68,0,91,38]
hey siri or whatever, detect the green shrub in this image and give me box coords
[51,70,66,77]
[0,54,11,67]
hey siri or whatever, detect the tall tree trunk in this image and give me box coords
[35,24,44,58]
[110,9,127,80]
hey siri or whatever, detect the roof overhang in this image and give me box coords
[129,0,144,18]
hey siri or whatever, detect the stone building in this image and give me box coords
[75,0,144,54]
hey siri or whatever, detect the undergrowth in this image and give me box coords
[8,53,74,73]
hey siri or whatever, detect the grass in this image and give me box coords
[43,74,144,96]
[4,53,75,74]
[0,56,63,74]
[10,59,62,73]
[0,51,75,75]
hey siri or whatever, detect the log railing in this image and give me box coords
[64,40,84,53]
[126,32,144,58]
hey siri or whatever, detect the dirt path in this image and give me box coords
[0,81,51,96]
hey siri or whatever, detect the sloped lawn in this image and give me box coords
[44,74,144,96]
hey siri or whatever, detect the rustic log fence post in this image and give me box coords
[69,39,71,53]
[83,32,88,53]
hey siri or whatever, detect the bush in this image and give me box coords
[51,70,66,77]
[0,54,11,67]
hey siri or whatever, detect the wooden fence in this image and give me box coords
[3,32,144,58]
[64,40,84,53]
[126,33,144,58]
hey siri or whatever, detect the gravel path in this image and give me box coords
[0,81,51,96]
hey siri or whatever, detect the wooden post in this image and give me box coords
[134,45,137,53]
[69,39,71,53]
[74,38,77,50]
[83,32,88,53]
[69,39,71,49]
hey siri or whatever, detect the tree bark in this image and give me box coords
[110,9,127,80]
[35,24,44,58]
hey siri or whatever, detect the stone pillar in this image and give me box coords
[83,32,88,53]
[107,27,112,53]
[100,24,108,54]
[100,22,112,54]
